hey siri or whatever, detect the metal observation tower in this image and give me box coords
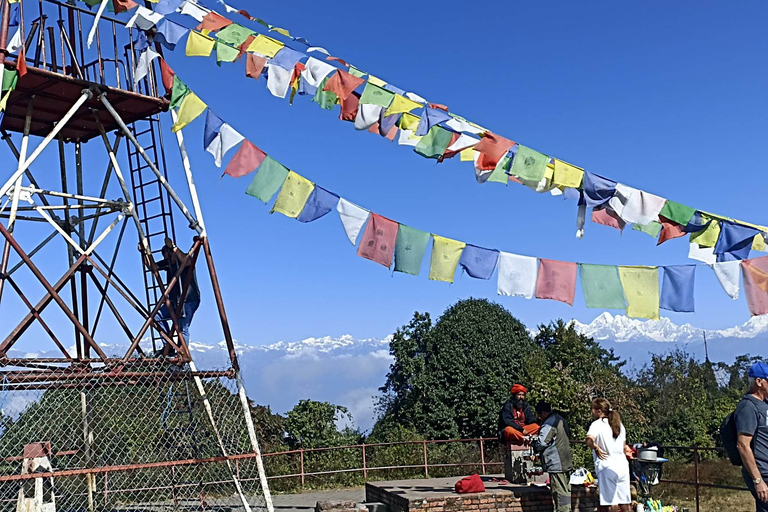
[0,1,272,510]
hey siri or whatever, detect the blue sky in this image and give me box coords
[5,0,768,353]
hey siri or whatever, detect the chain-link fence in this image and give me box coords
[0,362,268,512]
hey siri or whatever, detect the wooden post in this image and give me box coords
[480,439,486,475]
[423,441,429,478]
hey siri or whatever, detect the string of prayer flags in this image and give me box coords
[297,186,339,223]
[204,110,247,168]
[337,198,370,245]
[660,265,695,313]
[609,184,667,226]
[414,125,453,160]
[186,31,215,57]
[714,222,759,261]
[171,91,206,132]
[459,244,499,280]
[510,145,549,183]
[428,236,465,283]
[245,155,289,202]
[394,225,431,276]
[357,213,399,268]
[498,252,538,299]
[618,266,660,320]
[224,139,265,177]
[535,259,577,306]
[578,264,627,310]
[272,171,314,218]
[742,256,768,316]
[709,260,741,299]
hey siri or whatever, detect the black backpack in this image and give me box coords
[720,412,742,466]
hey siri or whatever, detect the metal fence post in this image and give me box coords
[300,449,305,488]
[423,441,429,478]
[694,446,700,512]
[480,439,486,475]
[362,444,367,479]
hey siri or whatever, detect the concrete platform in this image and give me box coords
[366,476,599,512]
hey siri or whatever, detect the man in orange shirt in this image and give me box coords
[498,384,541,444]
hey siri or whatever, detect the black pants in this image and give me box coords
[742,469,768,512]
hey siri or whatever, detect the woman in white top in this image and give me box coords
[585,398,633,512]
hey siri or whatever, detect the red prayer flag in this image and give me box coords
[238,9,253,20]
[238,35,256,60]
[657,216,686,245]
[159,59,175,93]
[742,256,768,315]
[246,54,267,79]
[383,124,398,141]
[438,132,462,162]
[535,259,577,306]
[196,12,232,32]
[339,93,359,122]
[592,206,626,231]
[474,132,515,170]
[356,213,398,268]
[16,49,27,77]
[429,103,449,112]
[323,69,365,101]
[224,140,266,178]
[112,0,137,14]
[326,56,349,67]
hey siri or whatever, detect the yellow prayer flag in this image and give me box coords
[0,89,12,112]
[186,31,215,57]
[459,148,475,162]
[171,92,207,133]
[367,75,387,87]
[399,112,421,132]
[553,159,584,189]
[429,235,466,283]
[386,94,422,116]
[269,27,291,38]
[544,161,555,181]
[247,34,284,58]
[618,266,660,320]
[753,234,766,252]
[271,171,314,218]
[689,216,720,248]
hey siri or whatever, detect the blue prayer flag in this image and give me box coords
[415,107,451,136]
[660,265,696,313]
[203,109,225,151]
[714,221,759,262]
[297,186,339,223]
[155,20,188,51]
[9,5,19,28]
[154,0,184,15]
[459,244,499,280]
[270,47,306,71]
[582,172,617,208]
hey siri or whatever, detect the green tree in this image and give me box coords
[285,399,360,449]
[377,298,536,439]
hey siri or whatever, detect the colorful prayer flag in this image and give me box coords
[215,23,255,47]
[337,198,370,245]
[608,184,666,226]
[356,213,399,268]
[171,92,206,132]
[359,83,395,108]
[459,244,499,280]
[591,206,626,231]
[657,217,686,245]
[633,221,662,238]
[266,63,292,98]
[271,47,306,71]
[415,107,451,137]
[618,266,660,320]
[196,11,232,32]
[246,54,267,79]
[126,6,161,30]
[552,159,584,189]
[582,172,617,209]
[215,41,240,64]
[473,132,515,171]
[155,20,188,50]
[244,155,289,203]
[393,225,430,275]
[429,235,466,283]
[354,104,382,131]
[272,171,315,218]
[688,243,716,264]
[414,125,453,160]
[487,154,511,184]
[185,31,215,57]
[247,34,284,57]
[385,94,422,116]
[170,75,190,108]
[742,256,768,316]
[659,200,696,227]
[223,139,265,177]
[509,145,549,183]
[578,264,626,309]
[323,69,365,101]
[535,259,577,305]
[297,186,339,223]
[497,252,538,299]
[714,221,759,262]
[689,215,720,247]
[660,265,695,313]
[709,260,740,299]
[300,57,336,89]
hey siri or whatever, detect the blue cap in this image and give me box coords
[748,362,768,379]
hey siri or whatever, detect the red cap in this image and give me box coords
[510,384,527,394]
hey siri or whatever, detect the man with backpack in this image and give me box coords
[734,362,768,511]
[531,401,573,512]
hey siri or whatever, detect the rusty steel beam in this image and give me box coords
[202,237,240,372]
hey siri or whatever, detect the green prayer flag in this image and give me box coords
[245,155,289,203]
[2,69,18,92]
[659,200,696,226]
[312,76,338,110]
[579,264,627,309]
[170,76,190,109]
[359,83,395,108]
[216,23,255,47]
[215,41,241,65]
[348,66,366,78]
[414,126,453,159]
[394,224,430,276]
[488,155,511,184]
[510,145,548,182]
[633,221,662,237]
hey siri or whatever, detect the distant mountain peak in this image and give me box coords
[572,313,768,343]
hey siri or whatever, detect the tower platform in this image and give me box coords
[1,62,168,142]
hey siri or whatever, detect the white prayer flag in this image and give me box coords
[497,252,538,299]
[336,198,369,245]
